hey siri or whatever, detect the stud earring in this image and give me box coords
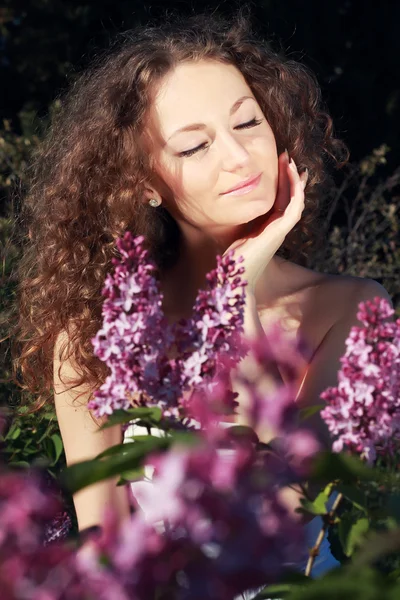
[148,198,162,208]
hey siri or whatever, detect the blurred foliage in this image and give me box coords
[0,401,78,534]
[0,0,399,533]
[0,403,64,475]
[308,144,400,313]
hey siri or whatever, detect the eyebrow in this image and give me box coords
[166,95,255,141]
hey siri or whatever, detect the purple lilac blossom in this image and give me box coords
[88,233,177,417]
[226,328,321,474]
[88,232,246,422]
[320,296,400,464]
[0,252,330,599]
[78,438,306,600]
[0,469,89,600]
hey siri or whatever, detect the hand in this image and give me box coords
[224,151,308,293]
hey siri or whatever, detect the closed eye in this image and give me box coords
[178,117,263,157]
[235,117,263,130]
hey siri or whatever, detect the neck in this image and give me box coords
[159,218,288,319]
[167,221,250,292]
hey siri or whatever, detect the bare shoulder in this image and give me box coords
[279,260,393,355]
[315,271,393,322]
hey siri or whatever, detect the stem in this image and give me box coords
[304,492,343,577]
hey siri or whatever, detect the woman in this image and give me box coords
[14,8,391,571]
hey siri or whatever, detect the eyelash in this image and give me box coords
[178,117,263,158]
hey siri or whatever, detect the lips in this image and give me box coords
[221,172,262,195]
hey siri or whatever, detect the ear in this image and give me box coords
[141,185,163,207]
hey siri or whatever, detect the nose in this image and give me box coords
[218,131,251,172]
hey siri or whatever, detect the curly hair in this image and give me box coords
[12,7,349,411]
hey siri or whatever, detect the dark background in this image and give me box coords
[1,0,399,174]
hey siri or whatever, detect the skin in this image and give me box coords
[142,59,307,314]
[138,59,328,523]
[57,58,393,538]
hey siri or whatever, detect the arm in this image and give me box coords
[243,278,393,515]
[295,278,394,448]
[244,278,394,447]
[53,330,131,532]
[232,290,286,440]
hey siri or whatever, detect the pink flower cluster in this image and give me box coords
[88,232,246,420]
[0,244,327,599]
[185,328,321,473]
[78,436,306,600]
[0,469,85,600]
[321,296,400,464]
[0,395,310,600]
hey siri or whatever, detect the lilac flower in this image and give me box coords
[215,327,322,477]
[176,252,247,388]
[88,232,246,422]
[79,438,306,600]
[0,469,90,600]
[0,245,327,599]
[88,233,177,417]
[320,296,400,464]
[43,511,72,546]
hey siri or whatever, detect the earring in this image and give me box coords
[148,198,162,208]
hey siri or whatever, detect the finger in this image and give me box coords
[289,159,308,192]
[299,167,309,190]
[285,158,306,221]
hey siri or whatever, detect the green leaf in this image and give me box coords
[122,434,167,443]
[298,490,330,516]
[299,405,324,421]
[253,572,311,599]
[61,436,170,494]
[311,451,379,484]
[225,425,259,442]
[50,433,64,464]
[116,468,145,486]
[6,424,21,440]
[42,411,57,421]
[286,567,387,600]
[37,426,53,445]
[8,460,30,468]
[351,529,400,569]
[98,407,162,430]
[253,583,292,598]
[336,484,368,513]
[62,432,199,494]
[96,438,163,459]
[339,516,369,557]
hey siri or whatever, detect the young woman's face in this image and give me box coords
[144,60,279,236]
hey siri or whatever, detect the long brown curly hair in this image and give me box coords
[12,7,349,411]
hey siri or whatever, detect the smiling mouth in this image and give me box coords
[220,173,262,196]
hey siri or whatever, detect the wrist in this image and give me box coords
[243,289,263,339]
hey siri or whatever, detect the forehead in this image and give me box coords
[148,60,255,136]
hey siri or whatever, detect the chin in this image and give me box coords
[241,198,274,223]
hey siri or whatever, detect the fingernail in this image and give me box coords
[284,148,290,162]
[301,167,308,179]
[300,168,308,189]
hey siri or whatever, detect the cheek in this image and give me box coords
[168,159,216,204]
[254,128,277,157]
[155,158,211,219]
[253,133,278,175]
